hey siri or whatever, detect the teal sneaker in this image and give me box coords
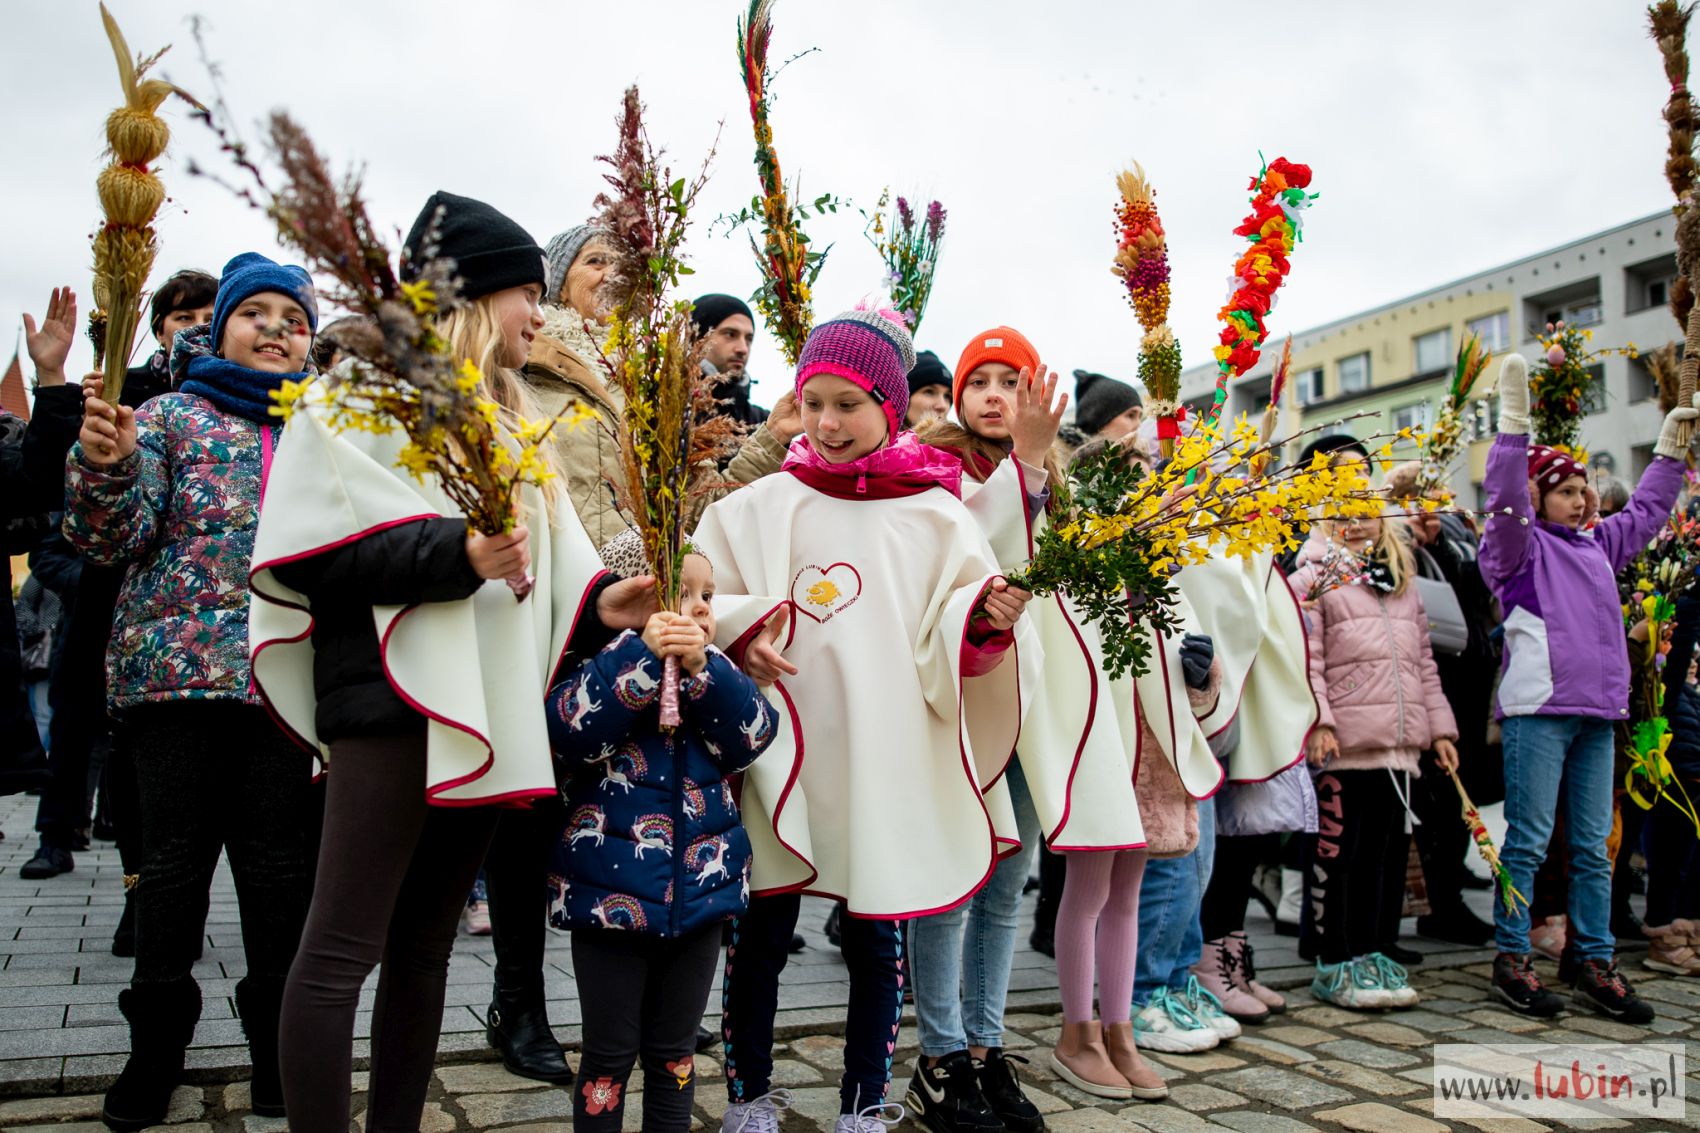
[1179,974,1242,1040]
[1366,952,1419,1007]
[1311,959,1395,1010]
[1131,986,1219,1053]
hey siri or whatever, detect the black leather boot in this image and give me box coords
[102,979,201,1131]
[235,977,287,1117]
[487,985,573,1084]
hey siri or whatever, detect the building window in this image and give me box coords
[1294,367,1324,407]
[1467,397,1500,441]
[1337,352,1369,394]
[1543,299,1603,328]
[1466,311,1511,353]
[1582,363,1606,415]
[1628,353,1658,403]
[1626,252,1679,314]
[1391,402,1430,434]
[1414,328,1451,376]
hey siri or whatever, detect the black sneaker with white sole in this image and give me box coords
[905,1051,1004,1133]
[1491,952,1564,1017]
[976,1049,1045,1133]
[1573,958,1655,1024]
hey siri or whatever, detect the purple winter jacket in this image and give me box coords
[1479,432,1685,720]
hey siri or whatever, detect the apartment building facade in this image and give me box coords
[1175,211,1682,500]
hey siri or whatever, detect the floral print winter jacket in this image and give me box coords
[63,392,275,709]
[546,630,776,938]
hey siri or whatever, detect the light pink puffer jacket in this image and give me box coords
[1288,547,1457,774]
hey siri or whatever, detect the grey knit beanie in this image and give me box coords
[543,225,609,308]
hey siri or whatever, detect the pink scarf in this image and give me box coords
[782,431,963,501]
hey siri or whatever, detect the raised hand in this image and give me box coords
[1007,364,1068,469]
[596,575,661,631]
[23,287,78,386]
[766,391,804,444]
[1496,354,1529,436]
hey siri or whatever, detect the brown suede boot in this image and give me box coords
[1645,919,1700,976]
[1103,1021,1170,1100]
[1049,1020,1133,1099]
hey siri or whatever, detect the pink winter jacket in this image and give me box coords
[1288,550,1457,774]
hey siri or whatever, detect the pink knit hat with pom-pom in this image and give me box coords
[795,305,918,440]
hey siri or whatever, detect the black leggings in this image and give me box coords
[127,701,312,986]
[484,800,565,997]
[1304,769,1409,964]
[724,893,903,1115]
[573,924,723,1133]
[1200,832,1278,941]
[1646,781,1700,924]
[278,733,499,1133]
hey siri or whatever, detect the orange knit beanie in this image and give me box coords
[953,326,1040,407]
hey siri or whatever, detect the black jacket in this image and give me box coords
[713,377,769,428]
[270,517,619,741]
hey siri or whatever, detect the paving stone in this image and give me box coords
[433,1061,552,1094]
[791,1033,869,1072]
[1111,1103,1219,1133]
[1146,1049,1244,1072]
[1311,1101,1447,1133]
[7,1125,115,1133]
[1286,1005,1365,1028]
[1017,1086,1075,1115]
[354,1100,455,1132]
[0,1092,104,1121]
[775,1086,848,1127]
[1313,1038,1420,1069]
[242,1116,288,1133]
[1255,1025,1335,1048]
[1458,1009,1548,1034]
[1163,1083,1244,1110]
[1340,1021,1427,1047]
[1210,1113,1319,1133]
[1563,1014,1654,1041]
[1211,1066,1352,1110]
[1299,1059,1423,1097]
[1005,1013,1058,1031]
[1450,1118,1550,1133]
[1227,1037,1316,1066]
[458,1088,574,1127]
[769,1058,824,1087]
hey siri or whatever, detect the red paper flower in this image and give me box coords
[582,1077,624,1116]
[1269,158,1313,187]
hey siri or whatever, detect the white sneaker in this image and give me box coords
[1366,953,1420,1007]
[1180,975,1243,1040]
[1131,987,1220,1053]
[1310,960,1395,1010]
[722,1090,794,1133]
[832,1101,904,1133]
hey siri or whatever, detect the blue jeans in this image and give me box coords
[908,759,1042,1056]
[1132,798,1215,1007]
[1495,715,1615,960]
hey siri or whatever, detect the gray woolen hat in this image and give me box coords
[543,225,608,307]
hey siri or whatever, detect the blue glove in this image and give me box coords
[1180,633,1214,690]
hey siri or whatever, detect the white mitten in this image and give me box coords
[1655,391,1700,460]
[1497,354,1530,436]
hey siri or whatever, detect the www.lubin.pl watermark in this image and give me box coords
[1434,1043,1686,1120]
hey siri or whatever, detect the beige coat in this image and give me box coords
[523,333,634,550]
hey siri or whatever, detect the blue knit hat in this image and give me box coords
[210,253,318,354]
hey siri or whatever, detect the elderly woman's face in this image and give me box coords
[563,241,616,321]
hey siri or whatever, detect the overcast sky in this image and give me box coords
[0,0,1677,409]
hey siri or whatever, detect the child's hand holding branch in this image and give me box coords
[643,612,709,676]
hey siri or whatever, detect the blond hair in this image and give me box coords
[1326,509,1414,597]
[917,418,1068,510]
[434,297,567,513]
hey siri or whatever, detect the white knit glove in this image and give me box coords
[1496,354,1530,436]
[1655,391,1700,460]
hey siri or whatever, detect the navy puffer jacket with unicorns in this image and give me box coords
[545,630,776,937]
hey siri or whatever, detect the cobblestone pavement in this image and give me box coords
[6,793,1698,1131]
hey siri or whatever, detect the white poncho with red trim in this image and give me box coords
[247,388,606,805]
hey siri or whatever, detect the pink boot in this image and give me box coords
[1194,937,1269,1024]
[1230,931,1286,1014]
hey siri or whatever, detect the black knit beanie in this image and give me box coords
[907,349,951,395]
[1073,369,1142,436]
[691,293,756,339]
[402,191,546,303]
[1297,433,1369,468]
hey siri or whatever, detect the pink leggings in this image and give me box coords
[1055,849,1147,1024]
